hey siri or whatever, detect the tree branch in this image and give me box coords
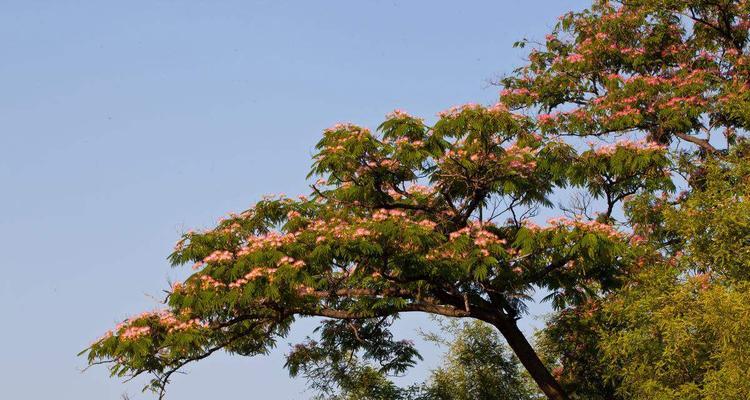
[674,132,718,154]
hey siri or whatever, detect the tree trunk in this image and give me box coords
[491,317,569,400]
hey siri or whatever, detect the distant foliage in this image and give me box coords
[423,320,536,400]
[538,145,750,399]
[291,319,536,400]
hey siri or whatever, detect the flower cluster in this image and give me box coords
[365,158,401,171]
[277,256,306,268]
[323,122,366,134]
[295,284,316,295]
[392,136,424,148]
[436,102,509,119]
[437,103,482,118]
[372,208,408,221]
[405,184,435,196]
[447,221,508,257]
[504,142,538,173]
[121,326,151,340]
[501,88,535,98]
[436,139,539,177]
[367,209,437,231]
[228,268,275,289]
[566,53,585,63]
[535,217,624,239]
[239,231,298,254]
[156,311,208,333]
[110,310,211,342]
[590,138,666,156]
[386,109,422,122]
[204,250,234,264]
[199,274,226,290]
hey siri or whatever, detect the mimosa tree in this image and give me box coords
[84,104,672,400]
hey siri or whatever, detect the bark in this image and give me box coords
[490,316,569,400]
[674,131,718,154]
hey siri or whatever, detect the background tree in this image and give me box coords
[289,319,536,400]
[538,144,750,399]
[501,0,750,156]
[422,320,536,400]
[285,316,424,400]
[495,1,750,398]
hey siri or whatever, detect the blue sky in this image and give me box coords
[1,1,591,398]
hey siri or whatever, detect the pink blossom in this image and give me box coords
[538,113,556,125]
[418,220,437,230]
[121,326,151,340]
[204,250,234,264]
[566,53,585,63]
[406,184,434,196]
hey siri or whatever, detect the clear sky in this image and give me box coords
[1,1,591,398]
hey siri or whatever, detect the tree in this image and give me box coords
[284,316,424,400]
[84,104,663,400]
[423,320,536,400]
[600,268,750,400]
[83,1,750,399]
[289,319,536,400]
[495,1,750,397]
[500,0,750,155]
[538,145,750,399]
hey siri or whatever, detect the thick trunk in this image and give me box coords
[491,317,569,400]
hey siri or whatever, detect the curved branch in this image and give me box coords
[300,302,472,320]
[674,132,718,154]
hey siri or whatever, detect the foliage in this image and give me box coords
[536,298,619,400]
[285,316,422,400]
[600,146,750,399]
[538,145,750,399]
[423,320,536,400]
[661,150,750,280]
[503,1,750,398]
[291,319,536,400]
[600,266,750,400]
[84,102,650,399]
[501,0,750,155]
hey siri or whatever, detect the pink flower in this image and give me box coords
[245,268,264,280]
[522,219,541,231]
[566,53,585,63]
[418,220,437,230]
[204,250,234,264]
[406,184,434,196]
[353,228,371,237]
[538,113,556,125]
[277,256,295,266]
